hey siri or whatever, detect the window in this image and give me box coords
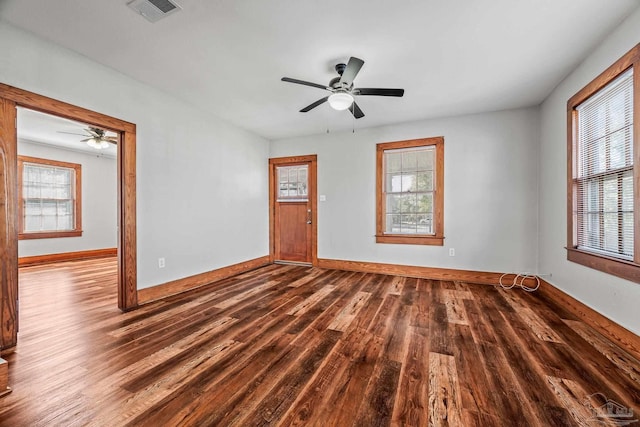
[376,137,444,245]
[567,44,640,283]
[277,164,308,201]
[18,156,82,239]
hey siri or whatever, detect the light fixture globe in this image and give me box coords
[328,92,354,111]
[86,138,109,149]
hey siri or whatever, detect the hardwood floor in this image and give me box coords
[1,258,639,426]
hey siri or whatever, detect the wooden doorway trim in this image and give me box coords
[0,83,138,351]
[269,155,317,266]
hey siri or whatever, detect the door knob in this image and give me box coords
[306,209,312,224]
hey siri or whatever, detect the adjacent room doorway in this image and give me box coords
[0,83,138,353]
[269,155,317,265]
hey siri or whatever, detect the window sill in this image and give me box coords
[376,234,444,246]
[19,230,83,240]
[566,247,640,284]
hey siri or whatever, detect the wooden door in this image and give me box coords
[270,155,317,265]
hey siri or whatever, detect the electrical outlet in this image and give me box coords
[158,257,165,268]
[449,248,455,256]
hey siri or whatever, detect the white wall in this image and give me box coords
[0,21,270,289]
[18,140,117,256]
[539,9,640,334]
[270,107,540,274]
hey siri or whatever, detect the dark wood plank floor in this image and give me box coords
[1,258,639,426]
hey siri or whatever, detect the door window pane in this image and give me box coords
[277,165,309,201]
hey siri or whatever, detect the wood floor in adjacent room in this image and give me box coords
[1,258,639,426]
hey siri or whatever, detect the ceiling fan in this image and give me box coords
[58,126,118,149]
[281,56,404,119]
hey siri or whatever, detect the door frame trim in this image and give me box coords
[269,155,317,266]
[0,83,138,351]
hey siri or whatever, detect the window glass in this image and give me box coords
[277,165,309,201]
[18,156,81,238]
[574,68,633,260]
[383,146,435,235]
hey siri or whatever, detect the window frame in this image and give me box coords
[18,155,82,240]
[376,137,444,246]
[567,43,640,283]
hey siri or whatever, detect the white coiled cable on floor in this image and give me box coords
[499,273,541,292]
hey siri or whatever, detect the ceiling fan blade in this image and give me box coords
[339,57,364,87]
[300,96,329,112]
[349,102,365,119]
[282,77,329,91]
[57,131,90,137]
[80,137,94,142]
[354,88,405,97]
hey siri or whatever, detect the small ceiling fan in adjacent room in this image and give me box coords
[281,56,404,119]
[57,126,118,149]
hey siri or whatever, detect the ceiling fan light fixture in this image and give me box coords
[86,138,109,149]
[328,92,354,111]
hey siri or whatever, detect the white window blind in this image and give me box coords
[383,145,435,235]
[22,162,76,232]
[575,68,634,259]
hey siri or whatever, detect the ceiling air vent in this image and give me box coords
[127,0,181,23]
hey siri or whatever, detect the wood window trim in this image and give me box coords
[566,43,640,284]
[18,155,82,240]
[376,137,444,246]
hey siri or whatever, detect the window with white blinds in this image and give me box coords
[574,68,634,260]
[567,44,640,283]
[18,156,82,239]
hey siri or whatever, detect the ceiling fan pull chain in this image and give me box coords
[352,111,355,133]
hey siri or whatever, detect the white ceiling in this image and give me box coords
[18,108,118,158]
[1,0,638,140]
